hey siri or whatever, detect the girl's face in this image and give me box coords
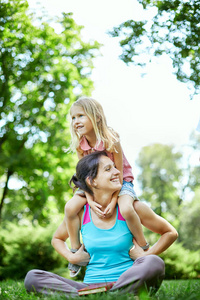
[92,155,121,193]
[70,105,94,137]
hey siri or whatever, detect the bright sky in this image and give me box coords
[28,0,200,189]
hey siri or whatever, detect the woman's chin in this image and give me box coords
[112,183,122,191]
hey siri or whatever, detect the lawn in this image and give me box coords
[0,279,200,300]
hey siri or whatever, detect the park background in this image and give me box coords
[0,0,200,289]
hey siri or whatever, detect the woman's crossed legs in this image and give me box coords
[24,255,165,297]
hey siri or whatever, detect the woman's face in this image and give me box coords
[92,155,121,193]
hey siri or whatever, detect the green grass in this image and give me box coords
[0,279,200,300]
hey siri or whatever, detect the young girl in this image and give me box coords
[65,97,149,277]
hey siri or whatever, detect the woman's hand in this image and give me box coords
[69,244,90,266]
[129,238,147,260]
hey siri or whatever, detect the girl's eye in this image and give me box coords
[105,167,111,171]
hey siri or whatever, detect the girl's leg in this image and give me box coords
[111,255,165,295]
[65,194,87,250]
[24,269,87,296]
[118,196,147,248]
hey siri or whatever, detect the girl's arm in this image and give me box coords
[129,201,178,260]
[51,213,90,266]
[113,141,123,184]
[104,142,123,216]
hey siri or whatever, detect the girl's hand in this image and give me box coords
[89,201,105,218]
[70,244,90,266]
[129,238,147,260]
[104,201,115,217]
[86,193,105,218]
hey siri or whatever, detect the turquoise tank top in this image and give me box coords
[81,204,134,283]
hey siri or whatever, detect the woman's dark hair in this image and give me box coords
[70,151,108,195]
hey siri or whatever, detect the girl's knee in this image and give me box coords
[65,201,76,217]
[65,196,86,217]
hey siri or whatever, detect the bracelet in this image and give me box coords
[141,242,150,251]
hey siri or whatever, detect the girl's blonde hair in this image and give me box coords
[69,97,119,153]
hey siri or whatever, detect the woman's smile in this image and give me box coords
[110,176,120,183]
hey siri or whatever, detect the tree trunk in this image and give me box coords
[0,169,13,223]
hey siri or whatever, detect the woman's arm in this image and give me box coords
[51,214,90,266]
[129,201,178,260]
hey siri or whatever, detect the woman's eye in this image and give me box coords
[106,167,111,171]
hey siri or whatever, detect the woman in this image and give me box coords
[24,151,178,297]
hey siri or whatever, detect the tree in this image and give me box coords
[109,0,200,98]
[136,143,183,217]
[180,131,200,197]
[136,135,200,250]
[0,0,100,224]
[178,191,200,251]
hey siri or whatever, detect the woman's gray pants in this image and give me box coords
[24,255,165,297]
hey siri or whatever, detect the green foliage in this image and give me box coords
[178,191,200,251]
[160,243,200,279]
[0,0,100,224]
[136,143,183,217]
[109,0,200,97]
[143,224,200,280]
[0,222,67,280]
[136,135,200,253]
[0,279,200,300]
[157,279,200,300]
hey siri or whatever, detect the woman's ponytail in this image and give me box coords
[69,174,81,193]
